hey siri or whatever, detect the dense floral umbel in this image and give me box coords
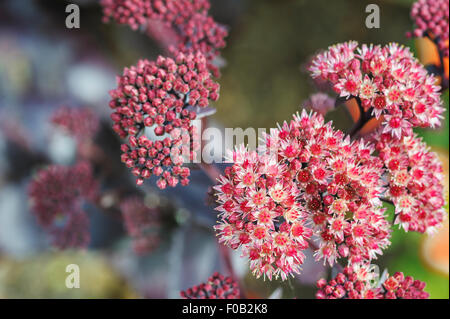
[28,162,98,249]
[109,52,219,188]
[214,146,313,280]
[49,209,91,250]
[51,106,100,142]
[101,0,227,76]
[265,111,390,267]
[120,196,160,255]
[214,111,390,280]
[101,0,210,31]
[407,0,449,57]
[180,272,240,299]
[316,265,379,299]
[382,271,429,299]
[316,265,429,299]
[309,41,444,139]
[373,132,446,234]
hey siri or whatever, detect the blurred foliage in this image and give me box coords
[215,0,414,130]
[0,251,139,298]
[386,208,449,299]
[0,0,448,299]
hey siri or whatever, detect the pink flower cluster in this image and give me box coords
[101,0,227,76]
[382,271,430,299]
[109,52,219,188]
[214,146,313,280]
[51,106,100,143]
[407,0,449,57]
[316,265,380,299]
[303,92,335,116]
[309,41,444,139]
[28,162,98,249]
[316,265,429,299]
[120,196,160,255]
[180,272,240,299]
[374,132,446,233]
[214,111,391,280]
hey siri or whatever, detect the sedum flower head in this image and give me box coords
[180,272,240,299]
[407,0,449,57]
[265,111,390,267]
[316,264,429,299]
[28,162,98,249]
[120,196,160,255]
[214,111,391,280]
[316,265,381,299]
[309,41,444,139]
[101,0,227,76]
[51,106,100,143]
[109,52,219,188]
[382,271,429,299]
[373,131,446,234]
[214,146,313,281]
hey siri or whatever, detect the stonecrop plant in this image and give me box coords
[26,0,448,299]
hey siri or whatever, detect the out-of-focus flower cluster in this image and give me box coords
[214,111,391,280]
[316,265,429,299]
[373,132,446,234]
[101,0,228,76]
[303,92,335,116]
[309,41,444,139]
[120,196,160,255]
[28,161,99,249]
[51,106,100,143]
[407,0,449,57]
[109,52,219,188]
[180,272,240,299]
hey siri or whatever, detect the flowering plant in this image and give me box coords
[20,0,448,299]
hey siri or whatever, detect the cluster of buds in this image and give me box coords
[28,161,98,249]
[49,209,91,250]
[316,265,429,299]
[309,41,444,139]
[382,271,430,299]
[101,0,227,76]
[407,0,449,57]
[316,265,380,299]
[120,196,160,255]
[51,106,100,143]
[373,132,446,234]
[180,272,240,299]
[109,52,219,188]
[214,111,391,280]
